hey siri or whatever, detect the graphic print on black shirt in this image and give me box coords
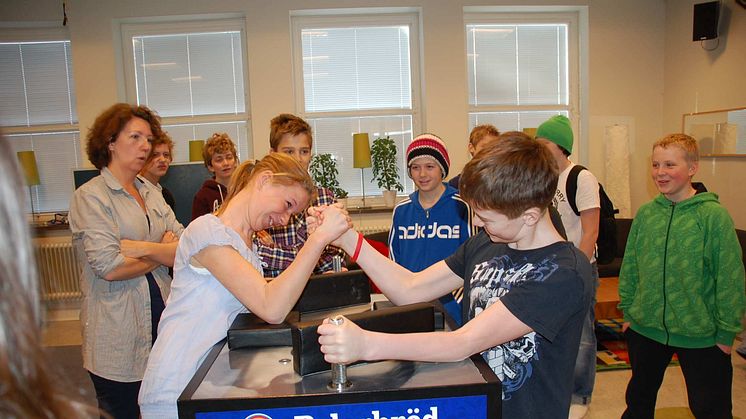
[469,252,559,400]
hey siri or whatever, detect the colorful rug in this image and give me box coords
[595,318,679,372]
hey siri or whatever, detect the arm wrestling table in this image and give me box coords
[176,272,501,419]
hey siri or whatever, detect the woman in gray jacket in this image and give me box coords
[69,103,184,419]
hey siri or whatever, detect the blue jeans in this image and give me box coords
[572,263,599,405]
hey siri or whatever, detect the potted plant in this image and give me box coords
[309,153,348,205]
[370,135,404,208]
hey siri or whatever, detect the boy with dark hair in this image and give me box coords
[191,133,238,220]
[536,115,600,418]
[619,133,745,418]
[317,132,592,418]
[254,113,345,276]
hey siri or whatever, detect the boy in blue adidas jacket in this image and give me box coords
[389,134,476,326]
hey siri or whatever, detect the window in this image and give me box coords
[465,11,580,148]
[292,11,422,197]
[120,18,252,162]
[0,29,80,213]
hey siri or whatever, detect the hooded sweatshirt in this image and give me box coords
[191,179,228,222]
[618,192,745,348]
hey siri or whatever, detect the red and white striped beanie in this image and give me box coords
[406,133,450,179]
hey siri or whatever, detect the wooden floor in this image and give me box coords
[43,286,746,418]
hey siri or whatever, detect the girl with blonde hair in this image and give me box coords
[139,152,352,418]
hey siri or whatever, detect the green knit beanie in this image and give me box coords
[536,115,573,154]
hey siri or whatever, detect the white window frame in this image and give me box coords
[290,9,423,200]
[0,24,80,214]
[464,8,587,157]
[118,16,253,161]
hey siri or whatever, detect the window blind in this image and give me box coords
[124,23,252,162]
[0,40,79,213]
[295,16,420,197]
[466,22,571,133]
[132,31,245,117]
[0,40,77,126]
[302,26,412,112]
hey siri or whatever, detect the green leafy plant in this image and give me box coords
[309,153,348,198]
[370,135,404,192]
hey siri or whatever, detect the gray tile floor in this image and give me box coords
[43,317,746,418]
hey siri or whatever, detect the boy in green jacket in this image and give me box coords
[619,133,745,418]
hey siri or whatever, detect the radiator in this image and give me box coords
[35,242,82,302]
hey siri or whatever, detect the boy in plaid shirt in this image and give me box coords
[254,114,345,277]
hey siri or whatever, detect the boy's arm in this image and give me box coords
[335,229,463,304]
[578,207,600,261]
[618,216,641,324]
[318,300,532,364]
[710,214,746,349]
[575,170,601,261]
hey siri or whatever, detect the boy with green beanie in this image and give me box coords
[537,114,600,419]
[619,134,744,418]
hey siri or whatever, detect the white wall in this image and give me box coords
[586,0,665,216]
[2,0,700,226]
[663,0,746,229]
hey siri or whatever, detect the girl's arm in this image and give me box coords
[195,206,351,324]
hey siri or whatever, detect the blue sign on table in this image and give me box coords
[196,395,487,419]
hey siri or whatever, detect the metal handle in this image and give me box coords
[332,255,342,272]
[328,315,352,391]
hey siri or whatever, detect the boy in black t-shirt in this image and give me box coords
[316,132,593,418]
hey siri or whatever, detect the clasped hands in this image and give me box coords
[254,203,352,247]
[306,203,353,245]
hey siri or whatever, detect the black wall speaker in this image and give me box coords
[693,1,720,41]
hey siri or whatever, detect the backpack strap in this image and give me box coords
[565,164,586,217]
